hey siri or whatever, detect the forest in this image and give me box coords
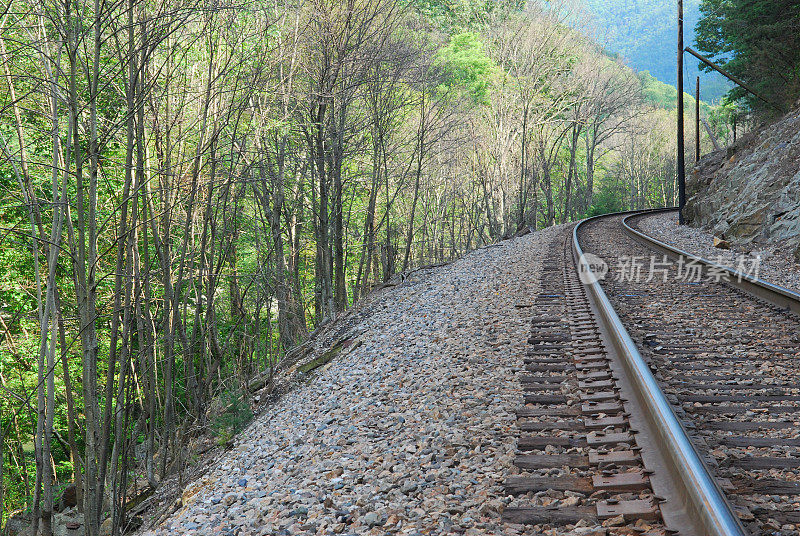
[583,0,730,101]
[695,0,800,114]
[0,0,733,534]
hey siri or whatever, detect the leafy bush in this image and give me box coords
[589,180,626,216]
[210,389,252,446]
[435,32,496,104]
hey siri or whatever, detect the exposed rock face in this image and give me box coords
[684,107,800,260]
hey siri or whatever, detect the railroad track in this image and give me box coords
[503,227,668,535]
[504,210,800,536]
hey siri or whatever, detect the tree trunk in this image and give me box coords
[314,104,334,320]
[268,134,308,352]
[584,129,597,214]
[402,91,426,272]
[332,102,347,311]
[562,123,580,224]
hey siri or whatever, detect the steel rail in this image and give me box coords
[622,209,800,315]
[573,210,749,536]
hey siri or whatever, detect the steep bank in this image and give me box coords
[684,107,800,260]
[137,225,567,536]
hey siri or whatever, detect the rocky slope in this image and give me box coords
[684,107,800,261]
[132,225,571,536]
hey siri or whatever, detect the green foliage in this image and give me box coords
[707,100,740,142]
[695,0,800,113]
[210,389,252,446]
[435,32,496,104]
[405,0,522,32]
[638,71,678,109]
[589,179,626,216]
[638,70,714,116]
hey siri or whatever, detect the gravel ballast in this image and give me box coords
[142,226,565,536]
[637,212,800,294]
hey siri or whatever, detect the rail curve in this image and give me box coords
[573,210,749,536]
[506,209,800,536]
[621,208,800,315]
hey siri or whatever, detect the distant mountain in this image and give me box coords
[582,0,730,102]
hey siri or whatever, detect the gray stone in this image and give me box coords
[362,512,383,527]
[134,226,559,536]
[400,481,418,494]
[685,109,800,254]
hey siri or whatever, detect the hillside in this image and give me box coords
[583,0,730,101]
[684,108,800,261]
[132,226,554,534]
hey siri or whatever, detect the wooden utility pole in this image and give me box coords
[695,76,700,163]
[685,47,782,111]
[677,0,686,223]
